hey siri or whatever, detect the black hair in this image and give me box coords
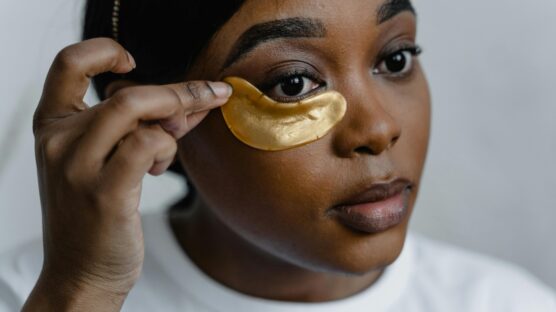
[83,0,246,203]
[83,0,245,98]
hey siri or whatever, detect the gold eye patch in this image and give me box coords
[221,77,347,151]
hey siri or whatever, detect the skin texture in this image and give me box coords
[24,39,232,311]
[24,0,430,310]
[174,0,430,303]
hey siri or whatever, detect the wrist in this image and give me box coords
[23,269,129,312]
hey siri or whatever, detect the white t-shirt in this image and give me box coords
[1,212,555,312]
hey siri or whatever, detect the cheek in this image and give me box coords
[176,75,431,273]
[178,109,339,257]
[410,76,431,170]
[390,71,431,182]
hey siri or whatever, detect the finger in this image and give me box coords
[148,157,175,176]
[180,81,232,113]
[73,81,230,168]
[99,125,177,203]
[36,38,135,120]
[160,81,231,137]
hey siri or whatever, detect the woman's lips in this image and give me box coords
[331,178,413,234]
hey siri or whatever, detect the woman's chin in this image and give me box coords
[283,223,409,276]
[337,230,407,275]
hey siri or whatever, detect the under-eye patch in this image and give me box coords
[221,77,347,151]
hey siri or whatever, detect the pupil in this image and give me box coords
[386,52,406,72]
[280,76,304,96]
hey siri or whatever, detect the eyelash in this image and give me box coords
[379,43,422,60]
[258,67,326,102]
[373,43,423,78]
[257,43,422,101]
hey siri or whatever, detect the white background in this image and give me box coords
[0,0,555,290]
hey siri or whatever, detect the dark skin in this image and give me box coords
[174,0,430,302]
[24,0,429,310]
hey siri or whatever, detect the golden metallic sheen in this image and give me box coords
[221,77,347,151]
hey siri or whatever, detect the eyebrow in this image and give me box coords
[376,0,416,24]
[222,17,326,70]
[222,1,414,70]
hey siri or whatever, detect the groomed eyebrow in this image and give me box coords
[222,17,326,70]
[377,0,416,24]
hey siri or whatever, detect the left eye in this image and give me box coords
[374,49,418,76]
[268,75,321,100]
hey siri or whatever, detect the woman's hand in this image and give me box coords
[22,38,231,311]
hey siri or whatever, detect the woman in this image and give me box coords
[0,0,554,311]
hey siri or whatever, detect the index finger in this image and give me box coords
[36,38,135,121]
[71,80,231,167]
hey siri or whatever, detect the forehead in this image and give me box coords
[237,0,380,20]
[228,0,384,39]
[193,0,412,79]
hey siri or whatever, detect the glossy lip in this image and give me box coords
[330,178,413,234]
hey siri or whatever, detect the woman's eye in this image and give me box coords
[373,48,419,76]
[267,75,321,100]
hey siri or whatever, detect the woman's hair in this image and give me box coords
[83,0,245,187]
[83,0,245,99]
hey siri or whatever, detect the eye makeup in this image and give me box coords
[221,77,347,151]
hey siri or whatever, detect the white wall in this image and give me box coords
[0,0,185,252]
[0,0,555,290]
[412,0,556,288]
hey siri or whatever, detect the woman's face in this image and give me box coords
[178,0,430,274]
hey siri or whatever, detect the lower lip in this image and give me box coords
[333,188,410,234]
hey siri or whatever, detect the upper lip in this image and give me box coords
[333,178,413,209]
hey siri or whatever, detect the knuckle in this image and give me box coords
[159,135,178,155]
[184,81,212,102]
[43,136,64,161]
[167,138,178,151]
[53,45,82,72]
[110,88,138,113]
[132,127,173,151]
[155,129,176,148]
[36,133,64,163]
[165,86,184,107]
[131,128,158,149]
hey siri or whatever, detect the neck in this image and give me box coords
[169,195,384,302]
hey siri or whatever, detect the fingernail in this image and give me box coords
[126,50,136,69]
[209,81,232,98]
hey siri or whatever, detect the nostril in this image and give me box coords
[353,134,400,155]
[388,135,401,150]
[354,146,375,155]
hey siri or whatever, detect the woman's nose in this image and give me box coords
[332,86,402,158]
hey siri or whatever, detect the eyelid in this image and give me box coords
[270,83,325,103]
[376,43,422,64]
[258,65,325,91]
[257,66,327,102]
[372,44,422,77]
